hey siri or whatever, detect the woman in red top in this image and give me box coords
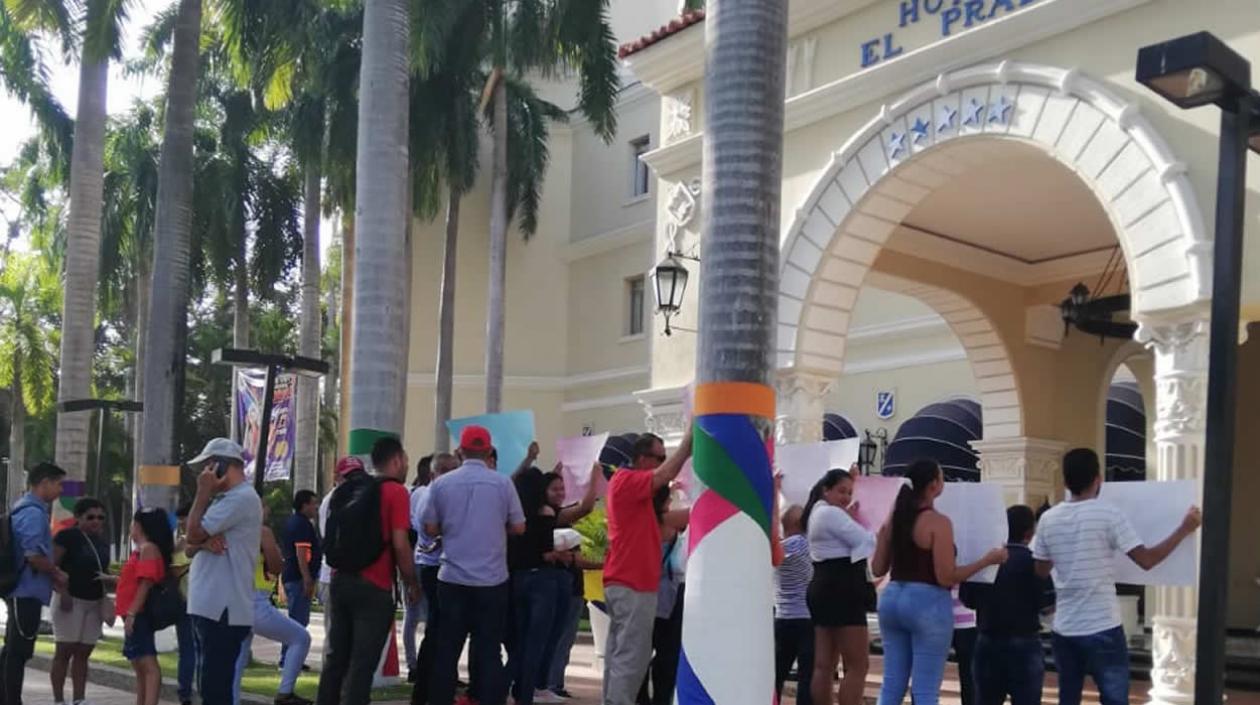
[115,508,173,705]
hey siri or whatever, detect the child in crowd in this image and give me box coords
[773,505,814,705]
[960,505,1054,705]
[116,508,174,705]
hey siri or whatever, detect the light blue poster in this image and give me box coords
[447,410,536,475]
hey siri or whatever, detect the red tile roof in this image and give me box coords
[618,10,706,59]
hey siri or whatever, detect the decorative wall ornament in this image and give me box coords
[1149,616,1196,705]
[774,371,833,445]
[664,89,694,144]
[665,178,702,251]
[970,437,1065,507]
[1137,320,1209,441]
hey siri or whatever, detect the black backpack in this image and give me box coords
[324,472,393,573]
[0,505,40,597]
[144,572,185,629]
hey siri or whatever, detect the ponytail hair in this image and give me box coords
[800,468,853,532]
[889,459,942,563]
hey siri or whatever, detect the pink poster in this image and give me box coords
[852,475,907,532]
[556,433,609,505]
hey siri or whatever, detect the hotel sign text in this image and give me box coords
[860,0,1041,68]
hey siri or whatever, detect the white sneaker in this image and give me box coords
[533,690,564,704]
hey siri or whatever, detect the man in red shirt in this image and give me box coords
[602,432,692,705]
[317,437,419,705]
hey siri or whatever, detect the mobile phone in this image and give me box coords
[213,461,228,479]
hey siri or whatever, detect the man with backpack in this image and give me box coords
[317,437,419,705]
[184,438,263,705]
[0,461,67,705]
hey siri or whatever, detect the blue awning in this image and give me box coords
[1105,381,1146,480]
[884,398,983,482]
[823,413,858,441]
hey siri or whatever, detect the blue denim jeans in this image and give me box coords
[428,580,511,705]
[402,561,430,669]
[192,612,252,705]
[506,570,564,704]
[973,634,1044,705]
[546,594,587,691]
[876,581,953,705]
[535,569,576,691]
[1051,627,1129,705]
[175,613,198,702]
[281,580,313,668]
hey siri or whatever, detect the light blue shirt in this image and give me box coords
[11,493,52,604]
[411,486,441,568]
[421,460,524,587]
[187,482,262,626]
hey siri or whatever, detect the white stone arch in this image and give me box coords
[865,271,1022,440]
[777,60,1212,405]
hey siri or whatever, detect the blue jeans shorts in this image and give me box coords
[123,613,158,660]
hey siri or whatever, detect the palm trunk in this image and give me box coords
[484,77,508,414]
[8,365,25,507]
[347,0,410,456]
[229,236,249,442]
[682,2,788,705]
[138,0,202,512]
[132,262,150,459]
[337,215,354,457]
[433,187,460,452]
[54,56,109,486]
[295,166,321,491]
[323,271,338,490]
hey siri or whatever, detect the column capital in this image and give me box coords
[634,384,689,448]
[1137,319,1209,442]
[970,436,1067,507]
[774,369,836,445]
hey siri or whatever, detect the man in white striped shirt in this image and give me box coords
[1032,448,1200,705]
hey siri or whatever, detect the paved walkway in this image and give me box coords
[21,666,179,705]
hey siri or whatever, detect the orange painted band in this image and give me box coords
[138,465,181,486]
[694,382,775,418]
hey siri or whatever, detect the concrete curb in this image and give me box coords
[27,652,273,705]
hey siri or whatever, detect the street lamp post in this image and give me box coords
[212,349,329,494]
[1136,31,1256,704]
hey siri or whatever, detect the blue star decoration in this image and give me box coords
[888,131,907,158]
[938,105,957,133]
[910,116,930,144]
[962,98,984,126]
[988,94,1014,124]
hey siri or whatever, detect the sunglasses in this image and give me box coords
[649,454,667,463]
[82,514,106,521]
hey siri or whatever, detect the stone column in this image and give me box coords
[969,437,1066,507]
[634,385,690,449]
[773,371,834,445]
[1137,319,1209,705]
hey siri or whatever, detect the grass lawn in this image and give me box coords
[34,638,413,702]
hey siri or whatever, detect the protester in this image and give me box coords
[50,498,113,705]
[959,505,1054,705]
[184,438,264,705]
[410,452,459,702]
[173,503,196,705]
[232,505,313,705]
[422,427,526,705]
[318,439,419,705]
[1033,448,1201,705]
[0,462,68,705]
[637,486,689,705]
[543,523,602,700]
[404,455,434,675]
[116,508,174,705]
[601,433,692,705]
[507,463,600,705]
[318,461,357,614]
[772,504,813,705]
[802,469,874,705]
[870,460,1006,705]
[280,489,322,671]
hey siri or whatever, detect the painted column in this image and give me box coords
[773,371,833,445]
[1137,320,1209,705]
[970,437,1066,507]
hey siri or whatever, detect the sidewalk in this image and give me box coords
[20,666,179,705]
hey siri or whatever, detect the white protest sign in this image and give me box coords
[1098,480,1198,586]
[934,482,1007,583]
[555,433,609,505]
[775,439,862,507]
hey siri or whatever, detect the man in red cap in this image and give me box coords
[422,425,526,705]
[315,458,364,618]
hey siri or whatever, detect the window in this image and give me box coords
[630,136,651,197]
[627,276,646,336]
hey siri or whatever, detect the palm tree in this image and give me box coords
[344,0,410,455]
[7,0,130,485]
[475,0,619,412]
[686,1,787,703]
[0,252,59,505]
[0,7,74,177]
[138,0,202,512]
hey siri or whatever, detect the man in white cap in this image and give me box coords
[183,438,263,705]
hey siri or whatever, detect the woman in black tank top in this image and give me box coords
[869,460,1006,705]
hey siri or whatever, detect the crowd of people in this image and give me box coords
[0,430,1202,705]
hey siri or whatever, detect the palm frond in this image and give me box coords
[546,0,619,141]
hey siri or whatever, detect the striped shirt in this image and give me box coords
[1031,498,1141,637]
[775,534,812,620]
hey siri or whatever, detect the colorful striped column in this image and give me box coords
[677,382,776,705]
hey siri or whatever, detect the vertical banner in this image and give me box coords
[235,370,297,482]
[679,382,776,705]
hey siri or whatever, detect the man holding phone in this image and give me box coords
[184,438,263,705]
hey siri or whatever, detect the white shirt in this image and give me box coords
[806,504,875,562]
[318,491,334,584]
[1031,498,1142,637]
[187,483,262,626]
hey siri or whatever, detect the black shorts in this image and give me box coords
[807,557,874,628]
